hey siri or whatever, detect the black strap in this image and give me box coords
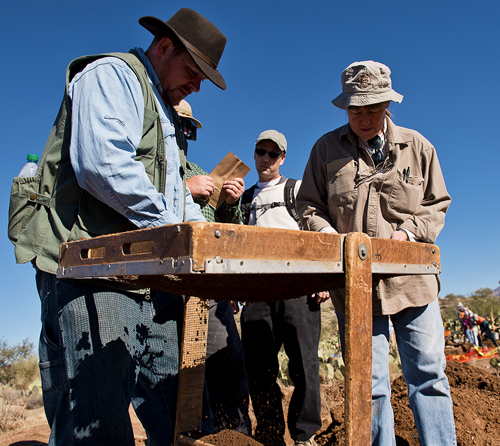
[240,185,256,225]
[283,178,301,227]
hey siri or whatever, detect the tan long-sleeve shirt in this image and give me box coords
[296,118,451,315]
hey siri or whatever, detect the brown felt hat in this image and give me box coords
[139,8,227,90]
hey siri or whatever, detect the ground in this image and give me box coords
[1,347,499,446]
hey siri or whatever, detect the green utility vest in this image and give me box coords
[8,50,188,275]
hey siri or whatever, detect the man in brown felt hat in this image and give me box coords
[8,8,228,445]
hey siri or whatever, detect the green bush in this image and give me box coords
[0,338,39,390]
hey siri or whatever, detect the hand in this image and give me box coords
[312,290,331,304]
[223,178,245,205]
[186,175,215,199]
[390,230,408,241]
[231,301,240,314]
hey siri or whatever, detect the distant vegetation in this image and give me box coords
[0,338,42,432]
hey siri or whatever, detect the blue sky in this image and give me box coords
[1,0,499,345]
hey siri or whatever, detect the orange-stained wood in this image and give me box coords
[344,233,372,446]
[58,222,343,271]
[174,296,209,446]
[371,237,440,267]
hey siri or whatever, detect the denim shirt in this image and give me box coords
[68,47,204,227]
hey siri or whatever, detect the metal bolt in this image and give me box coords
[358,243,368,260]
[215,256,222,264]
[214,230,222,238]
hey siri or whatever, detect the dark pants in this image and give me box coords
[205,300,251,434]
[478,321,498,347]
[240,296,322,445]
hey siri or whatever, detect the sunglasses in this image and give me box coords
[255,148,283,159]
[180,118,198,141]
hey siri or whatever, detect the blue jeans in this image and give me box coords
[36,270,187,446]
[337,300,456,446]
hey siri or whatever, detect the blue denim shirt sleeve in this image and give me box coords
[185,187,206,222]
[68,56,204,227]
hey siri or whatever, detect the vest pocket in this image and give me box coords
[8,176,47,244]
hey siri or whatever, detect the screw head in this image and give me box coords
[358,243,368,260]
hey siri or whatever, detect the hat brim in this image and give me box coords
[139,16,226,90]
[191,117,203,129]
[332,91,403,110]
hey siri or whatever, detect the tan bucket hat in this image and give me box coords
[139,8,227,90]
[174,100,202,128]
[256,130,287,153]
[332,60,403,109]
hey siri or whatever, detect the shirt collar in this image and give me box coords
[257,176,282,189]
[133,47,173,124]
[134,47,163,94]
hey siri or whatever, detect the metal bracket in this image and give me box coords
[56,257,194,279]
[372,262,440,275]
[204,258,344,274]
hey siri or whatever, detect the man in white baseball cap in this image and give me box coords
[239,130,325,446]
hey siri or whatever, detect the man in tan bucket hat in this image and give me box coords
[297,61,455,445]
[10,8,229,445]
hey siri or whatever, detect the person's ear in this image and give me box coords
[158,37,174,58]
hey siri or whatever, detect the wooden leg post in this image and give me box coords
[174,296,209,446]
[344,233,373,446]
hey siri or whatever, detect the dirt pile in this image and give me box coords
[200,359,500,446]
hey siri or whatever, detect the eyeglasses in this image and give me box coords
[255,148,283,159]
[355,155,394,188]
[180,118,198,141]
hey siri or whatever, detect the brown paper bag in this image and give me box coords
[208,152,251,209]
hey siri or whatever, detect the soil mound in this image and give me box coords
[2,359,499,446]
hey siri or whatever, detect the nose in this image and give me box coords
[360,111,371,124]
[190,74,203,93]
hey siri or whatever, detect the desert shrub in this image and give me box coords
[0,338,39,390]
[277,348,292,386]
[0,387,26,432]
[25,386,43,410]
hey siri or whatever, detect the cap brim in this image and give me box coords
[139,16,226,90]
